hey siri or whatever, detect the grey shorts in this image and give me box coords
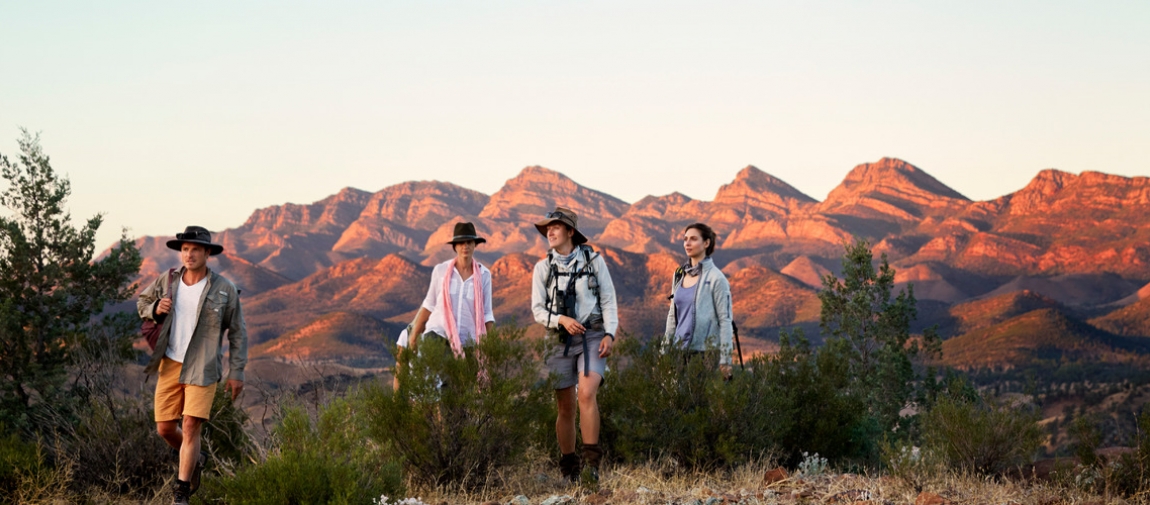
[546,329,608,390]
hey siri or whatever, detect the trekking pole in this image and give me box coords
[733,321,744,370]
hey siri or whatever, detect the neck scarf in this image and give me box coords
[682,259,704,277]
[439,258,487,358]
[554,249,578,268]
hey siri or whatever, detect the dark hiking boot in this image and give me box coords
[189,450,207,495]
[558,452,581,483]
[581,444,603,490]
[173,478,191,505]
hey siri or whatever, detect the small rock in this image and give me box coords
[509,496,531,505]
[540,495,575,505]
[704,497,721,505]
[915,492,951,505]
[763,467,789,486]
[683,500,703,505]
[636,486,654,494]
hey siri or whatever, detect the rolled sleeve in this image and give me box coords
[482,268,495,324]
[531,261,559,329]
[137,274,165,321]
[422,264,443,313]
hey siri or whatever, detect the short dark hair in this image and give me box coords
[684,223,717,256]
[452,240,478,252]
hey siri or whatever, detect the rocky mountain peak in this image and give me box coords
[818,158,969,223]
[479,165,628,228]
[714,165,816,210]
[831,158,967,201]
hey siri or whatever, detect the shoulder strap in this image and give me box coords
[668,266,685,300]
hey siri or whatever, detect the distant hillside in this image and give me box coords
[941,308,1150,370]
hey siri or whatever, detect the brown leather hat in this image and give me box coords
[534,207,587,245]
[166,225,224,256]
[446,222,487,245]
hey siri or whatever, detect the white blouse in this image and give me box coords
[421,261,494,346]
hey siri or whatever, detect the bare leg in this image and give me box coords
[178,416,205,481]
[577,372,602,445]
[555,386,577,454]
[157,420,182,450]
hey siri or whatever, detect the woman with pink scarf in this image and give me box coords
[410,222,494,357]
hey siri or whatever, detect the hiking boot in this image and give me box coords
[172,479,191,505]
[558,452,581,483]
[581,444,603,490]
[189,451,207,495]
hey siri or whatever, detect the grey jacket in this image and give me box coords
[532,246,619,338]
[663,257,734,365]
[138,267,247,386]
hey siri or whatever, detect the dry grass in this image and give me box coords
[378,455,1128,505]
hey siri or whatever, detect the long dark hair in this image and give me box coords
[684,223,717,257]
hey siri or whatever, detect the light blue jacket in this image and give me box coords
[663,257,734,365]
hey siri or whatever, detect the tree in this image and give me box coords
[0,129,141,431]
[818,238,940,437]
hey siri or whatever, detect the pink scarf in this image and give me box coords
[440,258,487,359]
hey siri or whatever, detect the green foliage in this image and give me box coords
[759,330,874,466]
[921,392,1043,474]
[0,129,141,432]
[601,329,872,470]
[818,238,940,438]
[204,384,255,466]
[1107,409,1150,497]
[363,326,553,489]
[601,340,787,469]
[1069,415,1102,468]
[200,395,403,505]
[0,428,68,503]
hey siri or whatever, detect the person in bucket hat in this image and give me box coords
[530,207,618,487]
[407,222,494,359]
[137,226,247,504]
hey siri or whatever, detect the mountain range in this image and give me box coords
[124,158,1150,371]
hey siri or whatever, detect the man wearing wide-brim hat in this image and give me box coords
[530,207,619,488]
[137,225,247,505]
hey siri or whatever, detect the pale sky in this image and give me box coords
[2,1,1147,251]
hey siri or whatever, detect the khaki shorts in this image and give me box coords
[546,330,608,390]
[154,357,217,422]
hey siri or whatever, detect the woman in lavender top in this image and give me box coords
[663,223,734,375]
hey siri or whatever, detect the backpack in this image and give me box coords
[543,245,601,337]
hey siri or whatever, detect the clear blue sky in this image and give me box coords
[2,1,1147,251]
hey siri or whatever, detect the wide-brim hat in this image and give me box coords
[534,207,587,245]
[446,222,487,245]
[166,225,225,256]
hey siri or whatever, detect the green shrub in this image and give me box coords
[200,395,403,505]
[62,394,173,496]
[1107,409,1150,497]
[0,427,70,503]
[600,339,787,469]
[922,393,1043,474]
[363,326,553,489]
[601,330,872,470]
[204,384,255,467]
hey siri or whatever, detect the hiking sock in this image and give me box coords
[559,452,581,482]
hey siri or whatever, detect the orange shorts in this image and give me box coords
[154,357,217,422]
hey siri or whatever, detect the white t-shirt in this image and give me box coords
[166,275,208,363]
[421,261,494,346]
